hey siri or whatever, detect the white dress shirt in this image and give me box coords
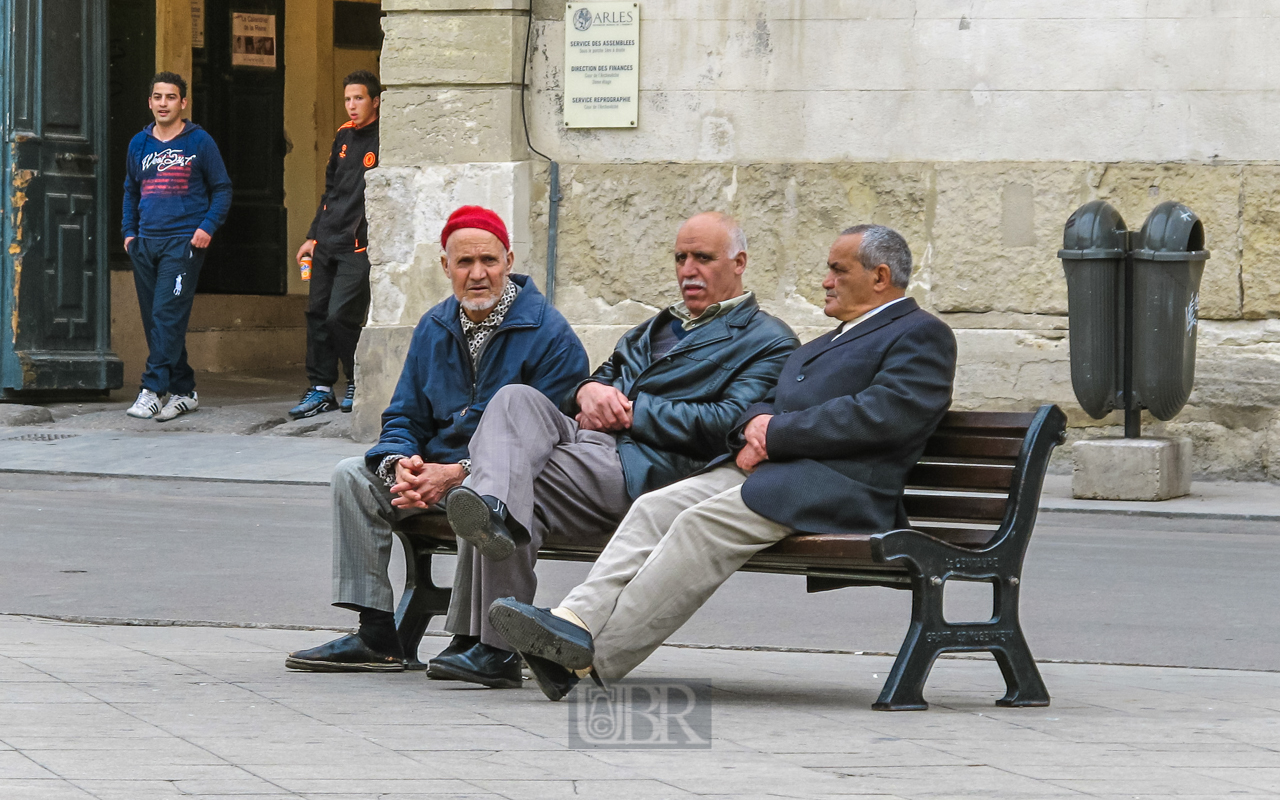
[831,296,910,341]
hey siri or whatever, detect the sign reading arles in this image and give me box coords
[563,2,640,128]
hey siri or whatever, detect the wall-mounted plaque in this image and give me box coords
[231,12,276,69]
[563,2,639,129]
[192,0,205,48]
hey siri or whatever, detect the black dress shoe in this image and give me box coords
[523,652,580,701]
[285,634,406,672]
[488,597,594,671]
[422,634,480,683]
[434,634,479,661]
[445,487,528,562]
[427,641,523,689]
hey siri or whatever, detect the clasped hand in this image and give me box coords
[735,414,772,473]
[575,382,633,432]
[389,455,467,509]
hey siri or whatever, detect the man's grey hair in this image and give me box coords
[841,224,912,289]
[725,217,748,259]
[688,211,747,259]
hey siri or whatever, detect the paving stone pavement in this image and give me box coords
[1,614,1278,799]
[0,429,365,485]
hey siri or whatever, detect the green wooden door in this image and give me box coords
[1,0,123,393]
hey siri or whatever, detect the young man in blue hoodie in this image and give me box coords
[122,72,233,421]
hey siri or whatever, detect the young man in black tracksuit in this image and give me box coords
[292,70,381,419]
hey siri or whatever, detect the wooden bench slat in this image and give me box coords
[937,410,1037,431]
[902,492,1008,522]
[753,526,996,566]
[907,461,1014,490]
[402,499,1012,545]
[923,434,1024,458]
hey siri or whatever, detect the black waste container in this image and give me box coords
[1059,201,1128,419]
[1130,201,1209,420]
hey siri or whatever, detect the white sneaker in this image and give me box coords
[126,389,163,419]
[155,391,199,422]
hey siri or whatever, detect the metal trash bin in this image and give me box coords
[1058,201,1128,419]
[1130,202,1209,421]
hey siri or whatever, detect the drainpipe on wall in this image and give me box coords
[545,161,560,304]
[522,9,558,304]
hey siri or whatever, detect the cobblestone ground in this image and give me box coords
[2,615,1278,799]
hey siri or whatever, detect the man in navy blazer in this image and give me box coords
[487,224,958,700]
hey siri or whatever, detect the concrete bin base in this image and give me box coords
[1072,437,1193,501]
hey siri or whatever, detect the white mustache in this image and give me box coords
[680,279,707,290]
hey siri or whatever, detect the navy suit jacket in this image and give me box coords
[731,297,957,534]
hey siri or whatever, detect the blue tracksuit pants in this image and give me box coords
[128,236,205,396]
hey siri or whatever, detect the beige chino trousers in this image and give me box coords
[561,465,794,683]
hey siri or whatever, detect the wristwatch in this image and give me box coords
[459,459,472,475]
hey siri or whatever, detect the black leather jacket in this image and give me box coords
[565,296,798,499]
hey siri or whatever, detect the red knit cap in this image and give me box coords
[440,205,510,251]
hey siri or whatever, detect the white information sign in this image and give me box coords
[563,2,639,129]
[191,0,205,49]
[231,12,276,69]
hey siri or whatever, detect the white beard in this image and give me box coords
[460,295,500,313]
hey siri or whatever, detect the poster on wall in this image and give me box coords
[563,2,639,128]
[230,12,276,68]
[191,0,205,48]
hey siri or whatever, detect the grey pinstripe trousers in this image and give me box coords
[445,385,632,649]
[330,456,432,613]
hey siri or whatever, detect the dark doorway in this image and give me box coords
[1,0,123,393]
[107,0,156,273]
[191,0,288,295]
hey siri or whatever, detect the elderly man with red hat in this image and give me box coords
[286,206,588,672]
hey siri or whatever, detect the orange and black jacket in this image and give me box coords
[307,118,379,252]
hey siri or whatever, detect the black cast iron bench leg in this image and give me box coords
[872,573,1047,710]
[990,577,1049,707]
[871,527,1050,711]
[874,573,942,711]
[392,532,452,670]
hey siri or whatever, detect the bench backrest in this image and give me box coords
[903,411,1038,548]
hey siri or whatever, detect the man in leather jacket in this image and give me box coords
[488,224,959,701]
[412,212,798,689]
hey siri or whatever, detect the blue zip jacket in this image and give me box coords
[122,121,233,240]
[366,274,590,470]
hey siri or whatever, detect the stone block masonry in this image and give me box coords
[358,2,1280,481]
[359,158,1280,480]
[1074,437,1193,501]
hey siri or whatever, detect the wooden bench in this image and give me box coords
[392,404,1067,711]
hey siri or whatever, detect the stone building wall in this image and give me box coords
[358,1,1280,480]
